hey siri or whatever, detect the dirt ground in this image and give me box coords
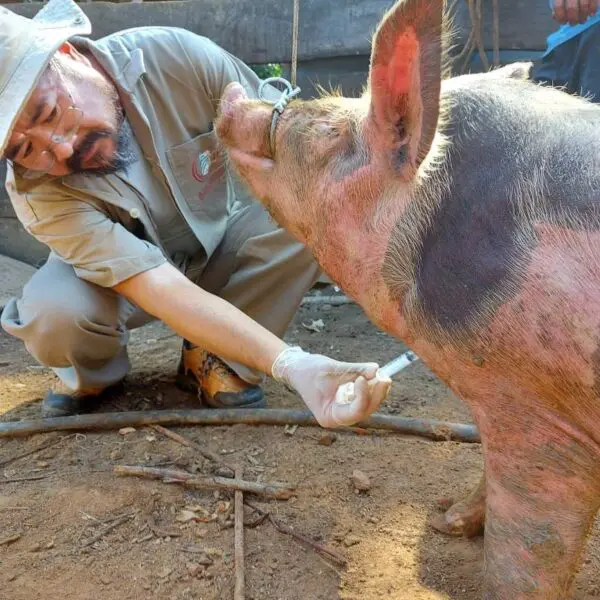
[1,295,599,600]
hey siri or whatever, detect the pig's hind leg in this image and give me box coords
[475,397,600,600]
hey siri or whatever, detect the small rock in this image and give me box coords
[39,451,57,460]
[368,516,380,524]
[158,566,173,579]
[109,448,125,461]
[352,470,371,492]
[318,432,337,446]
[214,467,234,478]
[28,543,41,553]
[301,319,325,333]
[119,427,136,436]
[436,497,455,511]
[99,575,111,586]
[284,424,298,436]
[45,540,55,550]
[176,510,197,523]
[343,535,361,547]
[35,461,49,468]
[7,573,17,582]
[145,434,157,442]
[186,563,202,577]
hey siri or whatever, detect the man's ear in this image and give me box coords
[366,0,444,177]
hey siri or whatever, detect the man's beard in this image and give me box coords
[67,111,136,175]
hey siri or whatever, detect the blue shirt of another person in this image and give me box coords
[545,0,600,55]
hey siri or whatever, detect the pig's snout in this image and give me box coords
[220,82,248,119]
[216,82,276,174]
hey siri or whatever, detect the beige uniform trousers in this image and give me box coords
[1,202,320,391]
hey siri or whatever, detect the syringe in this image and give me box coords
[335,350,420,405]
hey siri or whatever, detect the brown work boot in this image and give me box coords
[176,341,265,409]
[41,381,107,418]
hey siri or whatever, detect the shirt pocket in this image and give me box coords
[165,129,229,222]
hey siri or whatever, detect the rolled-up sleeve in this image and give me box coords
[8,185,166,287]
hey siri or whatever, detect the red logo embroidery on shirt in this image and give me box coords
[192,151,226,202]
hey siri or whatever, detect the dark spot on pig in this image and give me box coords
[393,144,409,170]
[412,135,532,333]
[384,78,600,342]
[524,521,567,566]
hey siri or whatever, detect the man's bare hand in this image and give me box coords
[553,0,598,24]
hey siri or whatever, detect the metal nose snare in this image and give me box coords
[258,77,301,156]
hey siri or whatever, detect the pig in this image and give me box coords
[215,0,600,597]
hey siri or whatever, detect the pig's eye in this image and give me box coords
[314,123,338,137]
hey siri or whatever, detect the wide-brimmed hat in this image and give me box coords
[0,0,91,157]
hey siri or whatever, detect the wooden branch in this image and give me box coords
[0,474,48,484]
[80,514,134,549]
[0,409,481,443]
[0,533,21,546]
[245,501,347,567]
[234,466,245,600]
[150,425,234,476]
[0,434,74,468]
[114,465,296,500]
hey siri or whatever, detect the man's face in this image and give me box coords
[4,43,134,177]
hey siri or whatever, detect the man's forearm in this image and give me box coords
[114,262,288,375]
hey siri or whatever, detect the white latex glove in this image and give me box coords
[271,346,392,428]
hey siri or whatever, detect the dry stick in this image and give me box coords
[461,38,476,74]
[234,466,245,600]
[245,500,347,568]
[0,434,74,468]
[0,533,22,546]
[474,0,489,71]
[114,465,296,500]
[0,474,48,484]
[150,424,234,476]
[492,0,500,67]
[0,409,481,443]
[466,0,488,72]
[80,513,134,549]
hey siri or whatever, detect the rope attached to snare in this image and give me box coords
[291,0,300,87]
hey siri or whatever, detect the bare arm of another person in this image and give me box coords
[553,0,598,24]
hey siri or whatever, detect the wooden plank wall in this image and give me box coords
[0,0,559,264]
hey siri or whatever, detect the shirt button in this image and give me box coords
[129,208,141,219]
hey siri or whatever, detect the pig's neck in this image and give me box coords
[306,155,448,340]
[307,185,415,337]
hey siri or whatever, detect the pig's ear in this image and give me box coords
[367,0,444,176]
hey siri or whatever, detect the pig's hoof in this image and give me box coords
[429,500,485,538]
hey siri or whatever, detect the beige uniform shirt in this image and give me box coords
[5,27,271,287]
